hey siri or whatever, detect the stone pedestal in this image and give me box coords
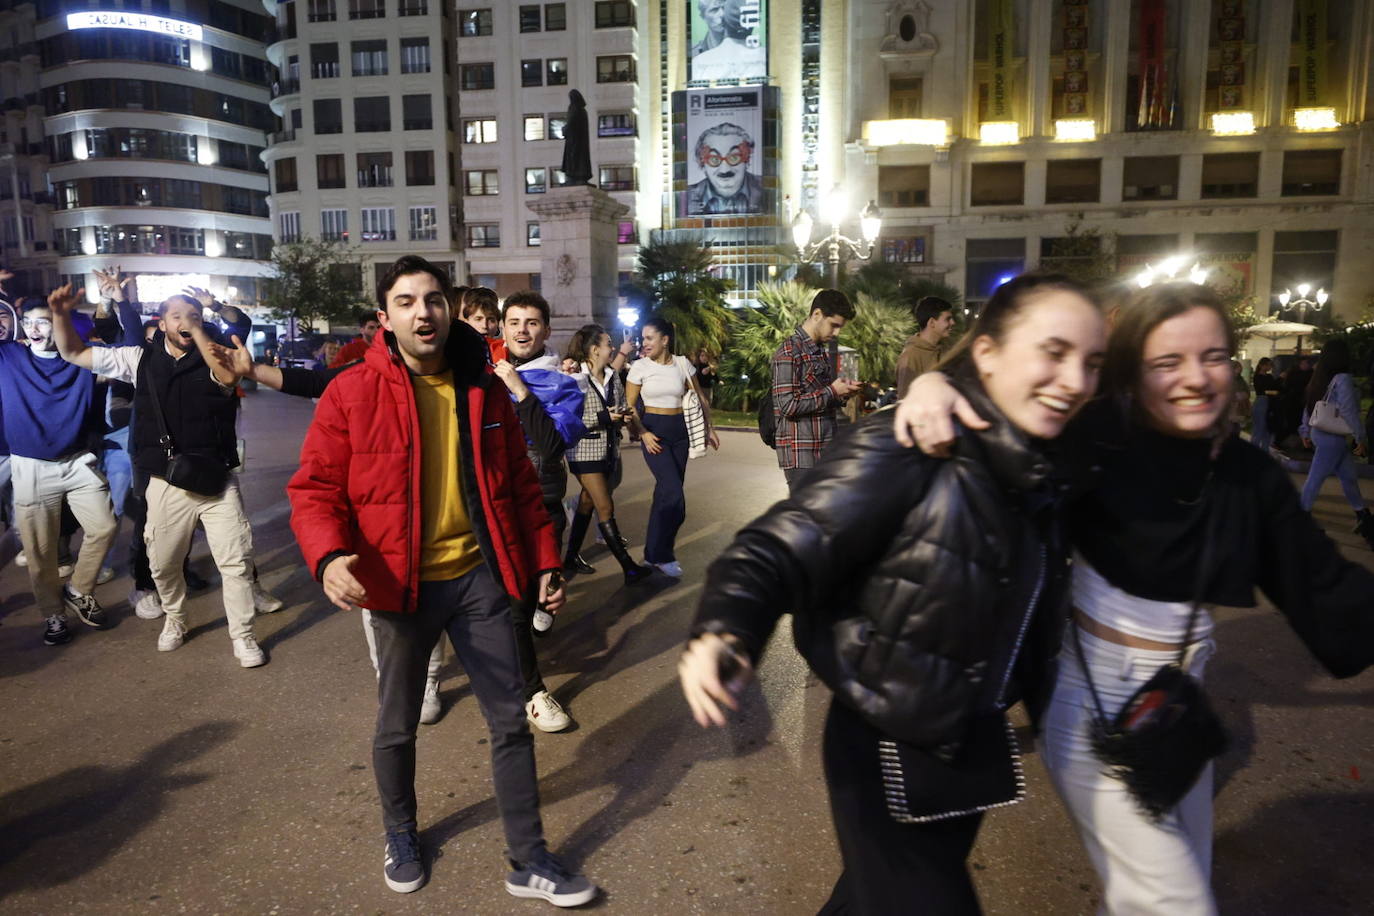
[526,185,629,353]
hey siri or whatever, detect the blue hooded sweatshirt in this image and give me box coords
[0,337,98,461]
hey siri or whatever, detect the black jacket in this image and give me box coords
[131,333,239,477]
[693,382,1073,758]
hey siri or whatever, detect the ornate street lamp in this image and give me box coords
[1276,283,1328,323]
[793,187,883,289]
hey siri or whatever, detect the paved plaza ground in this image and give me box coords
[1,389,1371,914]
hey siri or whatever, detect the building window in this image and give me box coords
[551,167,568,187]
[1115,234,1180,273]
[594,0,633,28]
[400,37,430,73]
[544,3,566,30]
[360,207,395,241]
[354,96,391,132]
[617,220,636,244]
[523,115,545,141]
[519,5,541,31]
[307,0,336,22]
[397,0,426,15]
[406,150,435,186]
[526,222,541,246]
[1122,156,1178,201]
[1201,152,1259,199]
[596,55,634,83]
[348,0,385,20]
[878,165,930,208]
[598,165,635,191]
[465,169,499,196]
[313,98,343,134]
[1045,159,1101,204]
[548,117,567,140]
[357,151,393,187]
[882,237,927,264]
[459,8,492,36]
[597,113,635,137]
[410,205,438,240]
[547,58,568,85]
[464,118,498,143]
[310,42,340,78]
[888,77,922,118]
[321,208,348,241]
[1271,231,1338,312]
[274,157,298,193]
[401,94,432,130]
[1281,149,1341,197]
[965,238,1025,303]
[970,162,1024,206]
[461,63,495,90]
[351,39,387,76]
[316,153,346,189]
[521,59,543,87]
[525,167,547,193]
[466,223,500,248]
[279,211,301,242]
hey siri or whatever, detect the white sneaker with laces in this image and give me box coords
[419,679,442,725]
[233,635,266,668]
[130,588,163,620]
[253,584,285,613]
[525,689,571,733]
[96,566,116,585]
[654,561,683,578]
[15,551,27,567]
[157,617,186,652]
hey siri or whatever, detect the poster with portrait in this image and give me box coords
[679,88,764,217]
[689,0,768,82]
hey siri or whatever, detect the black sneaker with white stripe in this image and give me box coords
[43,614,72,646]
[505,850,597,907]
[63,587,107,628]
[383,828,425,893]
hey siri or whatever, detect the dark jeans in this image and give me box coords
[783,466,808,495]
[818,699,984,916]
[126,468,155,590]
[369,565,545,862]
[639,412,689,564]
[504,491,565,701]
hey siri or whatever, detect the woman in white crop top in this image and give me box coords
[624,316,719,578]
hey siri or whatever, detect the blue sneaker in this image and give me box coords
[505,850,597,907]
[383,829,425,893]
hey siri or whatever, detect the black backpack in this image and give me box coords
[758,395,777,448]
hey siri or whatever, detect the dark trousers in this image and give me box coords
[783,466,808,495]
[125,468,156,590]
[818,700,984,916]
[639,412,689,564]
[369,565,545,862]
[505,491,565,701]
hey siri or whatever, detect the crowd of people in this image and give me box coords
[4,258,1372,913]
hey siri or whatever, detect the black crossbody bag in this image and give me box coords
[145,371,232,497]
[1072,487,1230,822]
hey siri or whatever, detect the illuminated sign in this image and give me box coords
[66,11,203,42]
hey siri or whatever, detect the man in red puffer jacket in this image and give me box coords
[288,256,597,906]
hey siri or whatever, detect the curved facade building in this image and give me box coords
[37,0,274,306]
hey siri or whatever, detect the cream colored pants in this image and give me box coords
[144,475,255,641]
[13,452,117,616]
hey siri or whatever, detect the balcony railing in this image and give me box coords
[269,128,297,144]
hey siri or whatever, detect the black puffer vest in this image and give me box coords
[130,333,240,477]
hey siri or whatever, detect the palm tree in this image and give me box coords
[624,237,733,358]
[716,281,815,410]
[838,292,917,389]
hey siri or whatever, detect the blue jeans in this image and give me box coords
[100,427,133,568]
[1250,396,1272,452]
[640,412,689,564]
[1300,429,1366,512]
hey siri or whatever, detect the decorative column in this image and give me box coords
[525,185,629,353]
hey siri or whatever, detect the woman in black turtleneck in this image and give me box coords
[895,283,1374,915]
[1249,356,1280,452]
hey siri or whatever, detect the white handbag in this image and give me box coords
[679,357,708,459]
[1309,377,1357,436]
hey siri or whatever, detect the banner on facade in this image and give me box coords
[679,88,765,217]
[1297,0,1328,106]
[1061,0,1088,116]
[690,0,768,82]
[1217,0,1245,109]
[986,0,1013,120]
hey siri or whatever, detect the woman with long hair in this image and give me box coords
[1298,337,1374,547]
[894,282,1374,914]
[682,275,1109,914]
[1249,356,1280,452]
[562,324,653,584]
[624,315,719,578]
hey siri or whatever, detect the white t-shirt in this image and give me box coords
[627,356,694,409]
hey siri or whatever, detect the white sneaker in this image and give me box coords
[232,635,266,668]
[419,679,442,725]
[96,566,116,585]
[525,690,570,733]
[15,551,27,567]
[130,588,163,620]
[654,561,683,578]
[157,617,186,652]
[58,562,74,578]
[253,584,285,613]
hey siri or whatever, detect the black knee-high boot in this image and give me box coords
[563,510,597,575]
[598,518,653,584]
[1356,508,1374,550]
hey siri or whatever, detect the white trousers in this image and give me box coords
[12,453,116,616]
[1040,627,1218,916]
[360,608,444,684]
[144,475,255,641]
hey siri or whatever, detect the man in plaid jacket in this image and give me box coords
[770,289,861,492]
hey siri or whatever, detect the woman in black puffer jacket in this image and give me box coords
[680,274,1107,915]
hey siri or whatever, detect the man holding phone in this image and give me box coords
[769,289,859,493]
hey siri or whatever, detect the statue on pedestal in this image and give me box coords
[561,90,592,186]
